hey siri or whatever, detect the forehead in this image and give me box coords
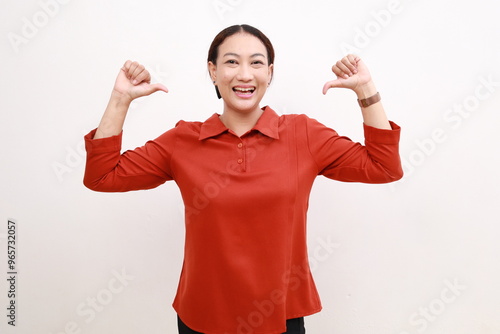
[218,32,267,56]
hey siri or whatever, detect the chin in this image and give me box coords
[228,101,262,113]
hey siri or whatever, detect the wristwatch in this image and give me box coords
[358,92,381,108]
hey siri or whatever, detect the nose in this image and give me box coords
[236,64,253,82]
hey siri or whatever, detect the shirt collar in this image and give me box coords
[199,106,280,140]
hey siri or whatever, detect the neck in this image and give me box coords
[220,106,264,137]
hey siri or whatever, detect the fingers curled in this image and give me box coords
[121,60,151,85]
[331,54,362,79]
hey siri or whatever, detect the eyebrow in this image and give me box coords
[223,52,266,58]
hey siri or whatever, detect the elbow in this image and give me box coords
[394,159,405,181]
[83,176,100,191]
[384,163,404,183]
[83,165,123,192]
[368,162,404,184]
[83,173,112,192]
[83,179,117,192]
[389,170,404,183]
[394,167,404,181]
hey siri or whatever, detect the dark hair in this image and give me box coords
[207,24,275,66]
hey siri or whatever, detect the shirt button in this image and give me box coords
[237,158,243,164]
[237,143,243,148]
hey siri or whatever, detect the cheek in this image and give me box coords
[221,72,233,82]
[217,67,235,80]
[257,71,271,84]
[217,72,234,87]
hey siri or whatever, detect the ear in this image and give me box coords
[208,61,217,82]
[268,63,274,83]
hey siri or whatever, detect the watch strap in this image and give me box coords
[358,92,381,108]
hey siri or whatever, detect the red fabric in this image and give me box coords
[84,106,403,334]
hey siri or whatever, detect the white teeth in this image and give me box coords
[234,87,255,92]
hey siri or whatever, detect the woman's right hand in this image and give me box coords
[92,61,169,139]
[112,60,169,103]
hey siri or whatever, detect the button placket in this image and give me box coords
[237,140,245,170]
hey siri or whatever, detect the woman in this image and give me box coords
[84,24,403,334]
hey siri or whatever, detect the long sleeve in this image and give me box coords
[304,116,403,183]
[83,127,177,192]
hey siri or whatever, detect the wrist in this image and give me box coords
[354,81,377,99]
[110,90,133,107]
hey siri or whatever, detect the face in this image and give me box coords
[208,32,273,115]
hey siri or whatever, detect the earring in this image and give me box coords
[213,81,221,99]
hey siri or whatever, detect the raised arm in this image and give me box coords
[322,54,391,130]
[83,61,172,192]
[316,55,403,183]
[94,60,169,139]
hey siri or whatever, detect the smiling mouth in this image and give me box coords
[233,87,256,96]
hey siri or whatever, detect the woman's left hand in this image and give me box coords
[322,54,373,95]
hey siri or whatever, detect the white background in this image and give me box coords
[1,0,499,333]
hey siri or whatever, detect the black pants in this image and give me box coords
[178,316,305,334]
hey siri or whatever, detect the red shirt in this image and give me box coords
[84,106,403,334]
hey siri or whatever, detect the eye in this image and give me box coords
[226,59,238,65]
[252,60,264,65]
